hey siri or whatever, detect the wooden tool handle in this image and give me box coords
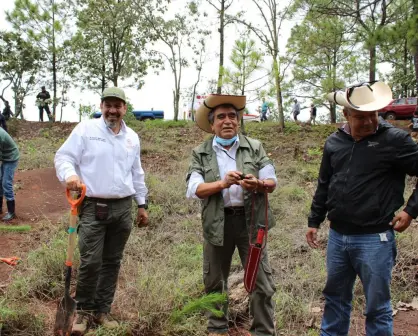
[65,213,78,266]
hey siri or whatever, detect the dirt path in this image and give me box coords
[0,167,68,284]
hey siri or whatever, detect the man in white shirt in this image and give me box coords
[186,94,277,336]
[292,99,301,121]
[54,87,148,335]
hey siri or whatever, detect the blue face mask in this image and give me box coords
[215,135,237,146]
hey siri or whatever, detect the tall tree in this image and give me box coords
[287,14,366,122]
[223,39,263,96]
[139,1,208,120]
[223,38,263,133]
[304,0,401,82]
[232,0,294,129]
[73,0,149,92]
[206,0,235,94]
[7,0,72,121]
[0,31,44,119]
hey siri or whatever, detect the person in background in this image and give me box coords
[261,98,270,122]
[36,86,52,121]
[2,101,14,121]
[309,103,317,125]
[0,127,19,221]
[292,99,300,121]
[408,108,418,141]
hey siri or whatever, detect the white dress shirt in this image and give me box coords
[54,117,148,205]
[186,137,277,206]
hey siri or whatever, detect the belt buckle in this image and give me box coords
[230,208,237,216]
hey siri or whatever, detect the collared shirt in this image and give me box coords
[186,137,277,207]
[292,102,300,114]
[342,123,379,136]
[54,117,148,205]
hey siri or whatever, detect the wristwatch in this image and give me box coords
[138,200,148,210]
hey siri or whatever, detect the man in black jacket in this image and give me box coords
[36,86,52,121]
[306,81,418,336]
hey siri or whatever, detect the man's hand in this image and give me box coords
[221,171,244,189]
[239,174,259,192]
[390,211,413,232]
[306,227,319,248]
[66,175,83,191]
[136,208,149,228]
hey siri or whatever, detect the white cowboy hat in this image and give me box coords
[195,94,246,133]
[326,81,392,112]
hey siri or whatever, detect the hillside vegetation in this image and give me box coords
[1,119,417,336]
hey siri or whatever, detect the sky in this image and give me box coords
[0,0,305,122]
[0,1,392,123]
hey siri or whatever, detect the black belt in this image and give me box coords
[85,195,132,203]
[224,207,245,216]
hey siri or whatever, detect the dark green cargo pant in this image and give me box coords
[203,212,276,336]
[75,196,132,313]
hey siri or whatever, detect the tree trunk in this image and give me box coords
[113,76,118,87]
[273,57,284,129]
[369,46,376,82]
[101,37,106,92]
[52,1,57,122]
[240,87,246,135]
[216,0,225,94]
[330,54,337,123]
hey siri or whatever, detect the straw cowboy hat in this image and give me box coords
[327,81,392,112]
[196,94,246,133]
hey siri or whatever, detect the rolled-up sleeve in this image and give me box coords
[186,171,204,199]
[259,164,277,185]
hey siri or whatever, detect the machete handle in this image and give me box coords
[66,184,86,215]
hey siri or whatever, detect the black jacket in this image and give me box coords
[308,120,418,234]
[36,90,51,101]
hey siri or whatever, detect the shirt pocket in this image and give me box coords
[203,166,217,183]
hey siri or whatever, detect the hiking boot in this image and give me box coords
[72,313,89,335]
[208,333,227,336]
[95,313,119,329]
[2,200,15,221]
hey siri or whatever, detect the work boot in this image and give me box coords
[72,313,89,335]
[3,200,15,221]
[95,313,119,329]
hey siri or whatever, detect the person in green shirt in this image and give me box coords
[0,127,19,220]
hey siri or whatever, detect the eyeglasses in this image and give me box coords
[346,80,377,109]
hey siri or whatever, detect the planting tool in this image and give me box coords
[0,256,20,266]
[244,192,268,293]
[53,184,86,336]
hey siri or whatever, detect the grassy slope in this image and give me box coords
[1,119,417,335]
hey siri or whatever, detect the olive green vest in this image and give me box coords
[186,134,276,246]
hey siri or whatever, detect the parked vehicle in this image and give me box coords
[93,110,164,121]
[243,113,261,123]
[378,97,417,120]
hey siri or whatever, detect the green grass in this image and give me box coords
[2,119,417,335]
[0,225,31,232]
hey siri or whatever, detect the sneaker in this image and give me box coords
[72,313,89,335]
[95,313,119,329]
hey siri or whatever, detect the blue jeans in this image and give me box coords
[321,229,396,336]
[0,160,18,200]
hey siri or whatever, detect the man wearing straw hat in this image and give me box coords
[186,94,278,336]
[306,81,418,336]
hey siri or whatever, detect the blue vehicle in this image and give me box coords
[93,110,164,121]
